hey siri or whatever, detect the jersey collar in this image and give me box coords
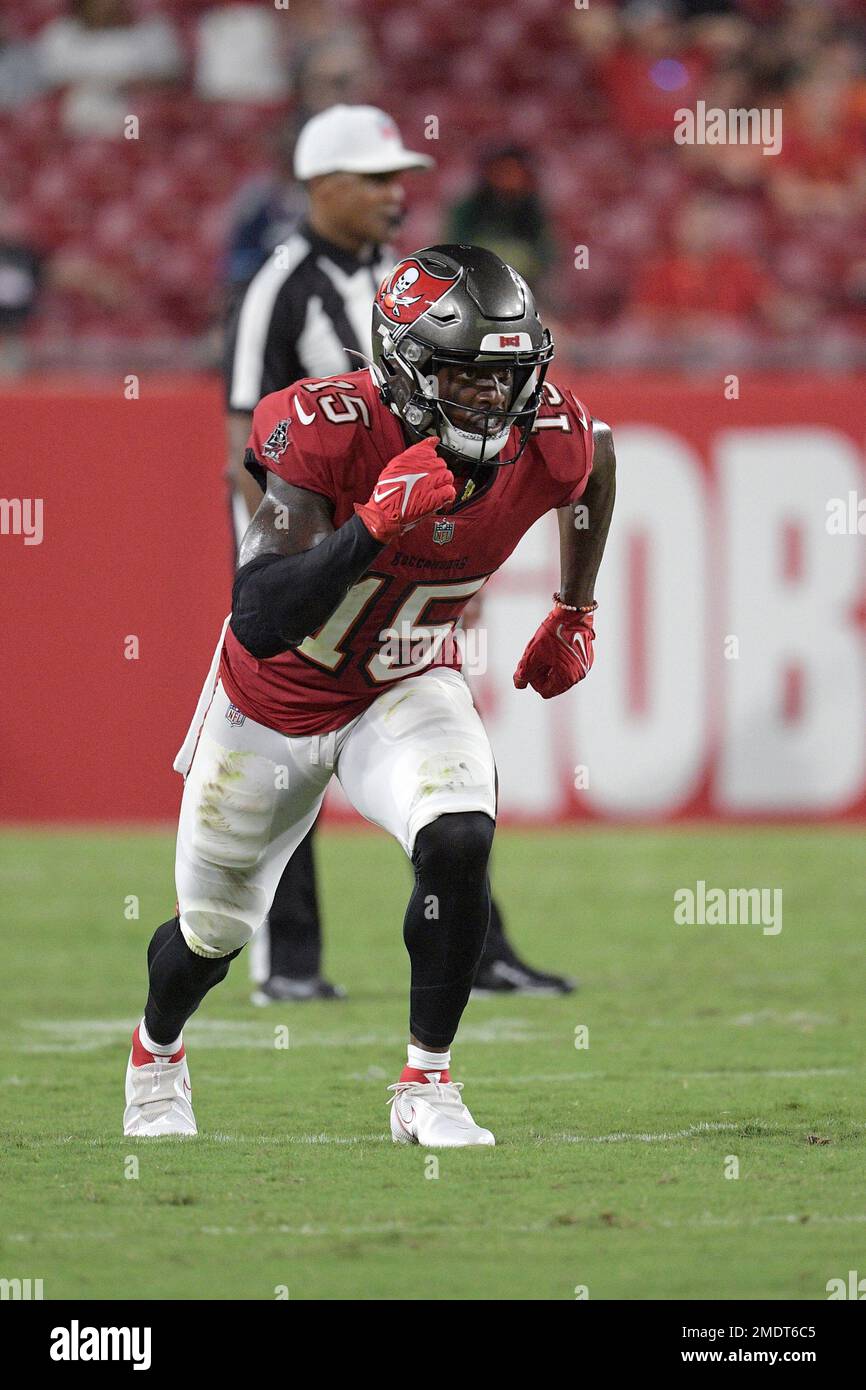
[448,462,500,515]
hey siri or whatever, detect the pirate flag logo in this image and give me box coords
[376,258,460,332]
[262,418,290,463]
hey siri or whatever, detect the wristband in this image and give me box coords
[553,593,598,615]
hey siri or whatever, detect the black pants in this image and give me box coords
[262,818,511,980]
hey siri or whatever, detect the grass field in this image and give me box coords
[1,825,864,1302]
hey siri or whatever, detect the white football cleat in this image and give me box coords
[388,1079,495,1147]
[123,1027,197,1137]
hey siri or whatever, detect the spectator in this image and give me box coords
[596,0,710,146]
[195,3,290,103]
[0,18,45,109]
[446,145,555,287]
[223,119,305,300]
[626,190,777,363]
[0,205,41,373]
[770,46,866,219]
[636,200,768,318]
[223,25,382,299]
[291,26,382,116]
[36,0,183,138]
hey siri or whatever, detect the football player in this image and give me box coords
[123,244,615,1147]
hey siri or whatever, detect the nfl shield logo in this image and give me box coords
[225,704,246,726]
[432,518,454,546]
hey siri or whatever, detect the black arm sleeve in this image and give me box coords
[230,514,384,659]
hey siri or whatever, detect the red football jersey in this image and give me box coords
[220,368,593,734]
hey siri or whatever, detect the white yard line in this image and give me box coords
[447,1068,852,1085]
[9,1210,866,1245]
[729,1010,835,1027]
[15,1017,550,1053]
[14,1022,859,1077]
[17,1117,863,1154]
[198,1211,866,1236]
[553,1122,744,1143]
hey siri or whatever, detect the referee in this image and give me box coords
[224,104,576,1002]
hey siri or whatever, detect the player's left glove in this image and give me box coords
[513,598,596,699]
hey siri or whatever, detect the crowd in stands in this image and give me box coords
[0,0,864,371]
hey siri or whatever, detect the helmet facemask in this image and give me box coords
[375,327,555,467]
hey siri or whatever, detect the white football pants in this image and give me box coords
[173,669,497,958]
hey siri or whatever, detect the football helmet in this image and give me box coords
[371,244,554,466]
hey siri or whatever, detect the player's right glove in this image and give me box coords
[354,437,456,544]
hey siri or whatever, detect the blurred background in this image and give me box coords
[3,0,866,825]
[2,0,866,371]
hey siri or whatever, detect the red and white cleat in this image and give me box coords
[123,1027,197,1137]
[388,1078,495,1148]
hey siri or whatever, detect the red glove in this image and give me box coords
[513,603,596,699]
[355,437,455,544]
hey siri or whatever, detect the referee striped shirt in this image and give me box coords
[225,220,394,412]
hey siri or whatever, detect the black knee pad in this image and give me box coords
[412,811,495,881]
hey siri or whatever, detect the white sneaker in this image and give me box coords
[388,1079,495,1148]
[123,1027,197,1137]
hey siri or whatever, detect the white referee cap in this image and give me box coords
[294,105,435,180]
